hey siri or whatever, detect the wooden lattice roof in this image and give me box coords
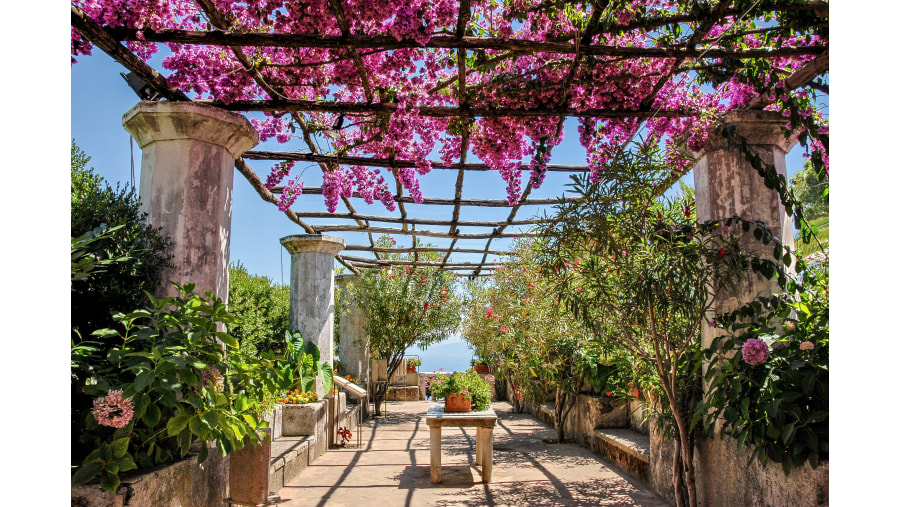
[71,1,828,276]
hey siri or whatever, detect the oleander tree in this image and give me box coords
[71,0,828,245]
[350,236,462,414]
[463,238,603,442]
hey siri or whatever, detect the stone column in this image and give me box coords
[281,235,345,396]
[335,274,370,386]
[693,110,798,352]
[123,101,258,301]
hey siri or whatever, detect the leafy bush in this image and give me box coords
[70,140,171,344]
[227,262,290,355]
[72,284,278,493]
[427,371,493,411]
[71,140,172,466]
[696,262,828,474]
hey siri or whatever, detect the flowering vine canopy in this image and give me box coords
[71,0,828,271]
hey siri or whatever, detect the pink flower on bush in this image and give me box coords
[92,389,134,429]
[485,375,495,383]
[799,341,815,351]
[741,338,769,366]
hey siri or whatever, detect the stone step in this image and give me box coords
[268,435,316,493]
[592,428,651,483]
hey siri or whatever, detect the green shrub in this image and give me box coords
[70,140,171,344]
[427,371,493,411]
[72,284,278,493]
[227,263,290,355]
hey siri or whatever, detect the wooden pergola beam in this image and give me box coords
[344,245,509,256]
[275,186,560,207]
[203,99,696,118]
[291,211,546,227]
[106,27,826,60]
[310,225,539,240]
[243,150,593,172]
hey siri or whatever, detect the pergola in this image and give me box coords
[70,0,828,279]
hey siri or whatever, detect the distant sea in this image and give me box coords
[406,333,475,373]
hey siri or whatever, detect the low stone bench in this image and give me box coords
[592,428,651,483]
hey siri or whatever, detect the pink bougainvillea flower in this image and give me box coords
[741,339,769,366]
[500,326,509,333]
[799,341,815,351]
[92,389,134,429]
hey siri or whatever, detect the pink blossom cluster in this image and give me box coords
[72,1,828,214]
[92,389,134,428]
[741,338,770,366]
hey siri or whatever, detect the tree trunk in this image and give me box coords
[673,437,686,507]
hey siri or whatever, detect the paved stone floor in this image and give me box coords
[274,400,669,507]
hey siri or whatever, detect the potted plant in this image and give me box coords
[471,358,490,374]
[426,371,493,412]
[406,358,422,373]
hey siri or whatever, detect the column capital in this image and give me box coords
[692,110,799,159]
[123,101,259,159]
[280,235,346,256]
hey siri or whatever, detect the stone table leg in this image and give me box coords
[476,427,483,466]
[481,427,493,483]
[430,426,442,483]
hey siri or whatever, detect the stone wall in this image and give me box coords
[71,444,228,507]
[649,431,829,507]
[516,391,827,506]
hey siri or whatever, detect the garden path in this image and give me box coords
[274,400,669,506]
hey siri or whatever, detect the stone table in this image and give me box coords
[425,405,498,483]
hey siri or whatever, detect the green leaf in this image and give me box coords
[115,454,137,473]
[92,328,121,339]
[167,414,191,436]
[189,415,205,437]
[781,421,796,445]
[215,332,239,348]
[235,394,250,413]
[134,369,155,392]
[319,361,334,395]
[100,471,121,494]
[71,462,103,485]
[82,448,103,465]
[143,402,161,427]
[111,437,130,459]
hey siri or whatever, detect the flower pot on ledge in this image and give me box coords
[407,366,417,374]
[473,364,489,374]
[444,393,472,413]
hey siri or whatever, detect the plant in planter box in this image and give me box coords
[426,371,492,411]
[406,358,422,373]
[470,358,490,374]
[272,330,334,395]
[72,283,278,493]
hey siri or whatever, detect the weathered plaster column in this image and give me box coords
[693,110,798,350]
[123,101,258,301]
[281,235,345,396]
[335,274,371,386]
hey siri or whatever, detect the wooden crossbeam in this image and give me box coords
[311,225,538,240]
[201,99,695,118]
[341,255,500,268]
[291,211,545,227]
[106,27,826,60]
[244,150,592,172]
[273,186,559,207]
[344,245,509,256]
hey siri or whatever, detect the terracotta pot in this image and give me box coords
[407,366,417,374]
[444,393,472,413]
[473,364,489,374]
